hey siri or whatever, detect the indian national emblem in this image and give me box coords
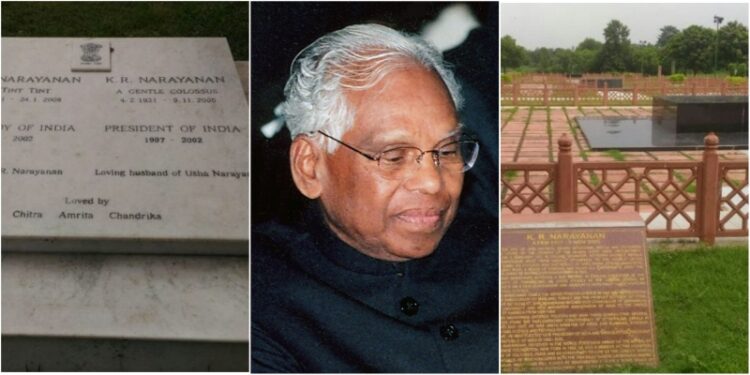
[80,43,103,62]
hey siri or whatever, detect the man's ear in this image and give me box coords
[290,136,324,199]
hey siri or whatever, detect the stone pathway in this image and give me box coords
[502,106,748,163]
[501,106,748,234]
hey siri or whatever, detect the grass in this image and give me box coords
[502,170,518,181]
[501,107,519,131]
[593,245,748,373]
[561,108,579,137]
[605,149,627,161]
[673,171,697,194]
[1,2,248,60]
[545,107,554,162]
[512,106,535,162]
[588,170,601,187]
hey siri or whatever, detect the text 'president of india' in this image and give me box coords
[252,24,498,373]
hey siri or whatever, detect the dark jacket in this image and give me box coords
[251,206,498,373]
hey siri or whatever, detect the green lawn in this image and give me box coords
[600,245,748,373]
[1,2,248,60]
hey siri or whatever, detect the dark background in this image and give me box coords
[251,2,499,224]
[1,2,249,60]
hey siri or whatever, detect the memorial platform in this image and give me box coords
[1,38,248,371]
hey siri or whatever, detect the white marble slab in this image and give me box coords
[70,39,111,72]
[2,253,248,342]
[2,38,248,254]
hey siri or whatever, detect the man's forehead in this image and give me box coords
[356,125,463,145]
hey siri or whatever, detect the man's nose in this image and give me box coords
[404,153,442,194]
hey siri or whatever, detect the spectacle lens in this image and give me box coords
[376,139,479,180]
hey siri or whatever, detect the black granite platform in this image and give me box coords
[576,116,748,151]
[653,95,748,133]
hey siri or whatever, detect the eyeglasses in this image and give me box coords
[317,130,479,180]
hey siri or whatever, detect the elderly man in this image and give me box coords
[252,24,498,373]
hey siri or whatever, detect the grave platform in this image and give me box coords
[576,116,748,151]
[1,37,248,371]
[653,95,748,133]
[576,95,749,151]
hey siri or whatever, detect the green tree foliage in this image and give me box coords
[553,48,576,74]
[664,25,715,73]
[525,48,579,74]
[500,35,528,72]
[632,44,661,75]
[577,38,603,51]
[657,25,680,47]
[597,20,633,72]
[529,47,554,72]
[506,18,747,75]
[573,38,602,73]
[718,21,749,75]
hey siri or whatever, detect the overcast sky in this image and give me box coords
[502,3,749,50]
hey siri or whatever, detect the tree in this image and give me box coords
[573,49,599,73]
[657,25,680,47]
[574,38,602,73]
[664,25,715,73]
[597,20,633,72]
[718,21,748,74]
[577,38,603,52]
[529,47,555,72]
[500,35,527,72]
[632,44,660,75]
[552,48,576,74]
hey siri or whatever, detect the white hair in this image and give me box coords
[283,23,463,153]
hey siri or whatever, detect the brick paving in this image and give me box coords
[502,106,749,234]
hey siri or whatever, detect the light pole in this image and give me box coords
[714,15,724,73]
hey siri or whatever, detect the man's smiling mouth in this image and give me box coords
[395,208,444,231]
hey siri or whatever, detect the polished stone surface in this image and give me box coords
[653,95,748,133]
[577,116,748,150]
[2,38,248,254]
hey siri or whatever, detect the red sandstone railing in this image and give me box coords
[501,134,749,244]
[501,75,748,106]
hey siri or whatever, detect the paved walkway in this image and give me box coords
[501,106,748,234]
[501,106,748,163]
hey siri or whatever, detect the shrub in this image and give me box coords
[727,62,748,77]
[669,74,686,84]
[727,76,748,86]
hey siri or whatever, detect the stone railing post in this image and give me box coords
[632,85,639,105]
[699,133,720,245]
[573,85,579,106]
[720,81,726,96]
[513,82,519,106]
[543,83,549,106]
[603,81,609,106]
[556,134,576,212]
